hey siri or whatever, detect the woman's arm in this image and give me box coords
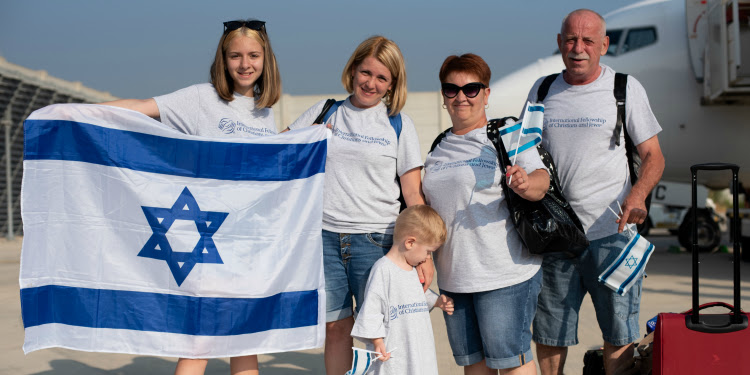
[506,165,549,201]
[399,167,425,206]
[99,98,160,119]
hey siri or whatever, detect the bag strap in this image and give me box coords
[428,128,452,153]
[613,73,627,148]
[536,74,559,102]
[313,99,337,125]
[320,99,402,140]
[613,73,639,187]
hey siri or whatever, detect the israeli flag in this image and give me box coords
[598,232,655,296]
[346,347,378,375]
[501,101,544,158]
[20,104,327,358]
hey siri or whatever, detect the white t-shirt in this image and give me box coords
[422,126,545,293]
[153,83,276,137]
[288,98,423,234]
[351,256,439,375]
[523,65,662,240]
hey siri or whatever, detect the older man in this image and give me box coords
[523,9,665,375]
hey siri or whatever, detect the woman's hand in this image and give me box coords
[506,165,549,201]
[416,259,434,292]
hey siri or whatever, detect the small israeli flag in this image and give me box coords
[346,347,378,375]
[598,231,655,295]
[500,101,543,158]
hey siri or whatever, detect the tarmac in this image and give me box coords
[2,230,750,375]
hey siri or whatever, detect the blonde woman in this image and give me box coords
[287,36,429,374]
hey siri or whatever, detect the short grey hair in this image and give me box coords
[561,9,606,37]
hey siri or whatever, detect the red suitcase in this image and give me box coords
[653,163,750,374]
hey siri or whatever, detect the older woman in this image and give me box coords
[422,54,549,375]
[286,36,427,375]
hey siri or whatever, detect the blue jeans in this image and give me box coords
[532,232,642,347]
[322,229,392,322]
[440,269,542,369]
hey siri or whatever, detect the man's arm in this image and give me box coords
[619,135,665,233]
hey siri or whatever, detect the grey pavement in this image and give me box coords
[3,231,749,374]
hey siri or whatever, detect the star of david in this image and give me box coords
[138,187,228,286]
[625,255,639,269]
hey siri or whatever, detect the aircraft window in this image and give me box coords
[606,29,623,56]
[621,27,657,54]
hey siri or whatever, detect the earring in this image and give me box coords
[442,104,447,109]
[485,104,489,109]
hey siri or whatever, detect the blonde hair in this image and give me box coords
[210,23,281,108]
[394,205,447,245]
[341,36,407,116]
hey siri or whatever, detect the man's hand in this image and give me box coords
[618,193,648,233]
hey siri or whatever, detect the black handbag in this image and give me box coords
[486,118,589,257]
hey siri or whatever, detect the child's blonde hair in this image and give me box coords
[394,205,447,245]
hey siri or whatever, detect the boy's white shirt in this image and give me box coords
[351,256,439,375]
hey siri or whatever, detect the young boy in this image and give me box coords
[351,205,454,374]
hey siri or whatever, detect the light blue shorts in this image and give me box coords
[532,232,642,347]
[322,229,392,322]
[440,269,542,369]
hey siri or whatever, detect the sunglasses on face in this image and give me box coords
[441,82,486,99]
[223,20,266,34]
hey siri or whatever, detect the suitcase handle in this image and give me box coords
[683,301,746,314]
[690,163,743,326]
[690,163,739,173]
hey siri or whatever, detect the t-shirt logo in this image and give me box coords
[218,118,236,134]
[428,161,442,173]
[389,306,398,321]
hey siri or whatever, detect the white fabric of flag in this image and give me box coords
[20,104,328,358]
[598,231,654,296]
[346,347,378,375]
[500,101,544,157]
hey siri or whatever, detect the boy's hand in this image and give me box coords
[436,294,454,315]
[373,338,391,362]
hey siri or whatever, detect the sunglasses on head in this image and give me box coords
[441,82,486,98]
[223,20,266,34]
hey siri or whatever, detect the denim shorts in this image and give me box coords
[440,269,542,369]
[322,229,392,322]
[532,231,642,347]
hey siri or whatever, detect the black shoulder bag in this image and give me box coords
[486,118,589,257]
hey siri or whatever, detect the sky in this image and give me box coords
[0,0,645,99]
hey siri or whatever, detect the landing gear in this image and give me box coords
[677,208,721,252]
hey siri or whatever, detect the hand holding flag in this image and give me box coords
[502,101,544,185]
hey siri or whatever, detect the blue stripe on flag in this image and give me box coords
[522,127,542,135]
[617,243,654,294]
[507,138,542,157]
[21,285,318,336]
[600,234,640,281]
[24,119,326,181]
[528,105,545,112]
[498,123,521,136]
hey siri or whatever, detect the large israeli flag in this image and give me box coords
[20,104,327,358]
[501,101,544,157]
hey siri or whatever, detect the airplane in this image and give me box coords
[486,0,750,251]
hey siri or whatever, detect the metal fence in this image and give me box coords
[0,57,117,239]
